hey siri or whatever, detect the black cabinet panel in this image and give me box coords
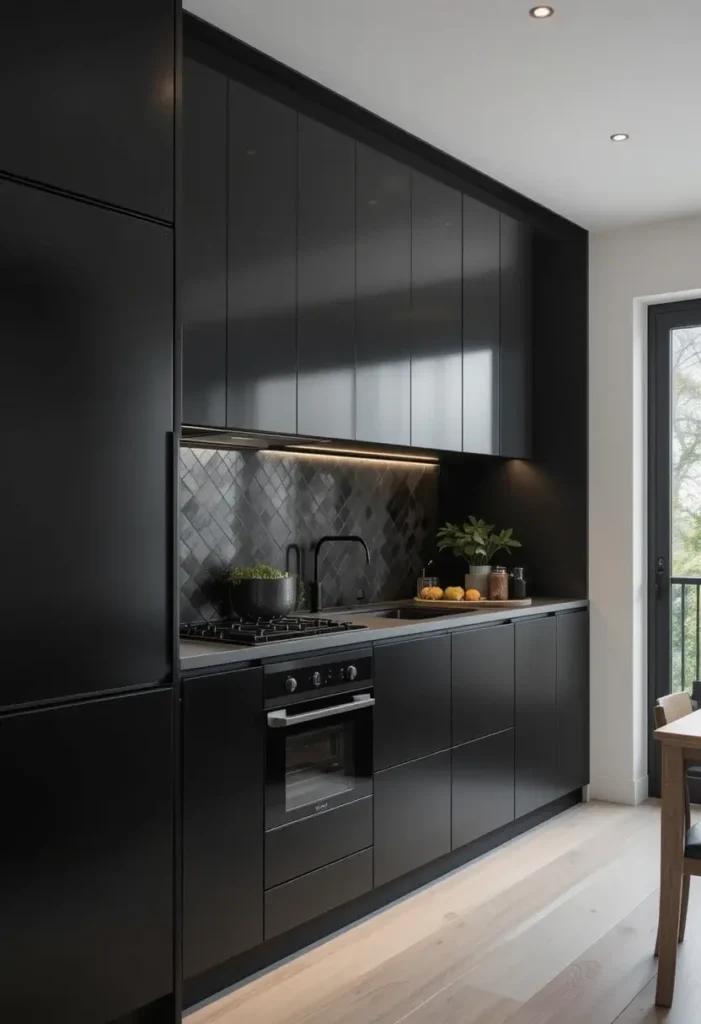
[298,117,356,440]
[374,750,451,887]
[356,144,411,446]
[452,730,515,850]
[0,180,172,708]
[463,196,500,455]
[556,611,589,795]
[182,57,227,428]
[183,667,264,980]
[374,634,451,771]
[411,172,462,451]
[452,624,514,745]
[265,848,372,940]
[515,617,558,817]
[0,691,173,1023]
[0,0,174,220]
[227,81,297,433]
[500,215,533,458]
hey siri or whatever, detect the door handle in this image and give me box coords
[655,556,666,598]
[267,694,375,728]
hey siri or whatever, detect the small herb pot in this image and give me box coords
[231,576,297,619]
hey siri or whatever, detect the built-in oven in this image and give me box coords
[262,648,375,939]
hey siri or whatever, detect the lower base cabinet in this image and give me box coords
[374,750,451,887]
[452,729,515,850]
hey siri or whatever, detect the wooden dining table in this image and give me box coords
[654,708,701,1006]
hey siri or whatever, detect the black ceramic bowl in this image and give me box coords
[230,576,297,619]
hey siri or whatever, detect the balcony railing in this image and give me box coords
[672,576,701,693]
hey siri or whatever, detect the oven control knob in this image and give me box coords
[347,665,358,681]
[285,676,298,693]
[312,671,322,688]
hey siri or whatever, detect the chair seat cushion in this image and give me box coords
[685,822,701,860]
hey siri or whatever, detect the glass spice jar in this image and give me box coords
[488,566,509,601]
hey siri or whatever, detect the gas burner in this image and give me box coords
[180,615,368,647]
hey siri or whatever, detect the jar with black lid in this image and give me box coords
[510,567,527,599]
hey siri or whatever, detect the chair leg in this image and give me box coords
[679,874,690,942]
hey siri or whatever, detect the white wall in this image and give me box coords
[589,213,701,804]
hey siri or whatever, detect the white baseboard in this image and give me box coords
[589,772,649,805]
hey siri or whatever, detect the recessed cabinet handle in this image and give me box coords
[267,694,375,728]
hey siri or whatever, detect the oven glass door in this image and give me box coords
[266,693,373,829]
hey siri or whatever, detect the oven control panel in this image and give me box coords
[264,647,373,704]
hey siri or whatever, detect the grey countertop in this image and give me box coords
[180,597,588,673]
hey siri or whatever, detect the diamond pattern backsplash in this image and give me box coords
[180,447,439,622]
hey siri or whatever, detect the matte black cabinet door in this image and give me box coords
[298,116,356,440]
[452,624,515,745]
[410,171,462,451]
[556,611,590,795]
[452,729,515,850]
[356,144,411,446]
[183,667,264,980]
[0,179,172,708]
[515,617,558,817]
[0,691,173,1023]
[374,750,451,887]
[374,634,451,771]
[227,80,297,433]
[0,0,174,220]
[463,196,500,455]
[500,215,533,458]
[182,57,228,428]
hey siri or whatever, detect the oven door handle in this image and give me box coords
[267,693,375,728]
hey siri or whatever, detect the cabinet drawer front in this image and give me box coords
[266,797,373,889]
[515,616,558,818]
[265,848,372,940]
[452,730,515,850]
[452,624,515,745]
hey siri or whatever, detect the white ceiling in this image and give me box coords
[185,0,701,230]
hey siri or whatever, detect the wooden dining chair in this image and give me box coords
[654,691,701,952]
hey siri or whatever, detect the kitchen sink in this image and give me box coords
[351,606,475,620]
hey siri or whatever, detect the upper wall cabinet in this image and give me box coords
[182,57,228,428]
[463,196,500,455]
[227,81,298,434]
[297,117,356,440]
[0,0,174,221]
[500,215,533,459]
[411,172,462,452]
[356,144,412,447]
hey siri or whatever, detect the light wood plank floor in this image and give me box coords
[189,801,701,1024]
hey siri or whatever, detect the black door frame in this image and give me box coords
[648,298,701,798]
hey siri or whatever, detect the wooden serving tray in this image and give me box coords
[414,597,532,609]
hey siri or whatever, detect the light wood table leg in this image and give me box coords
[656,743,686,1007]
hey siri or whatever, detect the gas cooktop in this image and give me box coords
[180,616,368,647]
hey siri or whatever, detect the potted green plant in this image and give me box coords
[436,517,521,597]
[229,563,296,619]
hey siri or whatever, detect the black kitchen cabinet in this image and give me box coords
[463,196,500,455]
[298,116,356,440]
[556,611,590,795]
[0,178,172,709]
[227,80,297,434]
[500,214,533,458]
[515,616,558,817]
[0,691,173,1022]
[452,623,515,745]
[374,750,451,887]
[355,144,412,447]
[374,634,451,771]
[182,56,228,428]
[183,667,264,980]
[0,0,174,221]
[410,171,462,451]
[452,729,515,850]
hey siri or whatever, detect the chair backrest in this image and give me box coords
[655,691,694,727]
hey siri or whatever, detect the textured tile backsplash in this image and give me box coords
[180,447,439,622]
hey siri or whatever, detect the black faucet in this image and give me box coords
[310,534,370,613]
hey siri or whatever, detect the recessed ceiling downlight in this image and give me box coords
[610,133,630,142]
[529,5,554,17]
